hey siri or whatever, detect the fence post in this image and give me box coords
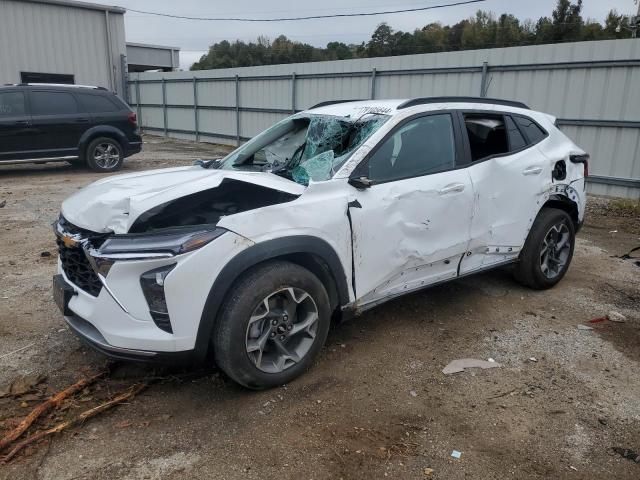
[291,72,297,113]
[480,62,488,97]
[235,74,240,146]
[161,78,168,137]
[135,79,142,131]
[193,77,199,142]
[370,68,377,100]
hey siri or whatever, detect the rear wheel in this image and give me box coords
[213,261,331,389]
[85,137,123,172]
[513,208,575,289]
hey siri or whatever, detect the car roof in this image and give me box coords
[306,97,534,117]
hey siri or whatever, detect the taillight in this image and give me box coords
[128,111,137,125]
[569,154,589,178]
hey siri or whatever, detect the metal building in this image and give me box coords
[0,0,127,97]
[126,43,180,72]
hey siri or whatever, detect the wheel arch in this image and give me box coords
[540,195,580,231]
[79,127,127,160]
[194,235,350,360]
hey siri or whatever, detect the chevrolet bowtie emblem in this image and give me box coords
[61,234,79,248]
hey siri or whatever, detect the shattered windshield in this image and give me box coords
[218,113,389,185]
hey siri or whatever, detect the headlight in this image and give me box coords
[97,227,227,258]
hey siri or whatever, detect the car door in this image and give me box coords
[0,90,33,161]
[28,90,90,158]
[458,111,550,274]
[347,112,474,306]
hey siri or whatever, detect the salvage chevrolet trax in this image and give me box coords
[53,97,588,389]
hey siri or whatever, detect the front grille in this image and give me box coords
[56,217,103,297]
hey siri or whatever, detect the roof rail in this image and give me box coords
[309,99,363,109]
[39,84,103,89]
[12,83,107,90]
[397,96,530,110]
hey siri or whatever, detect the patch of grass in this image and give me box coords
[611,198,640,217]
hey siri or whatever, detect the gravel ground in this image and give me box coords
[0,135,639,479]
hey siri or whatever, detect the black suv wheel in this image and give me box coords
[85,137,123,172]
[212,261,331,389]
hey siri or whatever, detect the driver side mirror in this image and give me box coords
[348,176,374,190]
[194,158,222,169]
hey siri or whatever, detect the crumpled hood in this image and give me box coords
[61,166,305,233]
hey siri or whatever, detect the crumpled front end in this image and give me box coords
[54,214,254,356]
[54,167,305,358]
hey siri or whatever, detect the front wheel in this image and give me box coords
[85,137,123,172]
[513,208,575,290]
[212,261,331,389]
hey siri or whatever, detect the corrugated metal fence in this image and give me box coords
[129,39,640,199]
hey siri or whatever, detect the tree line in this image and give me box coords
[191,0,635,70]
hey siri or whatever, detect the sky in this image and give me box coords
[111,0,637,69]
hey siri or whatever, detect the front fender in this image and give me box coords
[193,235,350,360]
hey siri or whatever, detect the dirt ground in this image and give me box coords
[1,135,639,480]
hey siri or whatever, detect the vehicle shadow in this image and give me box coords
[0,161,80,178]
[83,265,524,392]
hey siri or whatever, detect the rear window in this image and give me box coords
[77,93,120,113]
[505,115,527,150]
[0,91,26,116]
[514,116,547,144]
[464,114,509,161]
[30,91,78,115]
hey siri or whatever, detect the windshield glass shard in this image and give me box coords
[218,113,389,185]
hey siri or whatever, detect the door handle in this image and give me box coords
[522,166,543,175]
[438,183,465,195]
[74,118,90,124]
[12,120,30,126]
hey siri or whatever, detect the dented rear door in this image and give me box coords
[348,112,474,306]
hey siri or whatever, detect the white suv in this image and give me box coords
[53,97,588,389]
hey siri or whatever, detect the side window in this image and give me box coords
[514,116,547,144]
[464,114,509,161]
[30,91,78,115]
[505,115,527,151]
[0,92,26,116]
[77,93,120,113]
[367,114,456,183]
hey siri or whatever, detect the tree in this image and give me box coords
[495,14,522,47]
[551,0,584,42]
[419,23,449,53]
[581,21,603,41]
[535,17,554,43]
[366,23,395,57]
[604,10,632,39]
[190,2,635,70]
[326,42,353,60]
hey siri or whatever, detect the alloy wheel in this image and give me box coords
[93,143,120,169]
[539,222,571,279]
[245,287,319,374]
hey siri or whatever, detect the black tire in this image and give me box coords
[513,208,575,290]
[213,261,331,390]
[85,137,123,172]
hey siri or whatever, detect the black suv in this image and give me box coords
[0,84,141,172]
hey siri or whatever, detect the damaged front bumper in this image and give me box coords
[63,310,195,363]
[53,217,254,360]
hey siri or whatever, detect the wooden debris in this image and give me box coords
[0,371,105,452]
[3,383,145,462]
